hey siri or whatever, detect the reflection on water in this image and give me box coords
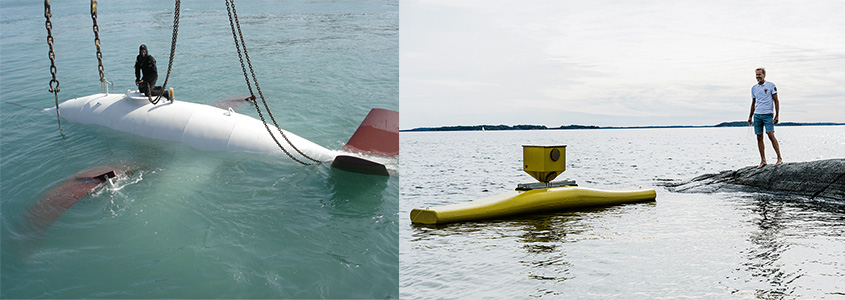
[738,194,845,299]
[745,197,797,299]
[516,213,581,285]
[409,203,656,295]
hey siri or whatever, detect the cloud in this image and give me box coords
[400,0,845,128]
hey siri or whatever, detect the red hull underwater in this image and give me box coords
[26,165,130,235]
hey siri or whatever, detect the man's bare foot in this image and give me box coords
[774,160,783,166]
[757,161,767,169]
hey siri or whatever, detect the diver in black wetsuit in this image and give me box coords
[134,44,158,96]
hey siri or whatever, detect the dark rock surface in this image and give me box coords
[665,159,845,200]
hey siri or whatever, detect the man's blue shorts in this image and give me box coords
[753,113,775,135]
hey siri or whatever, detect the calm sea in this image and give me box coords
[1,0,398,298]
[400,126,844,299]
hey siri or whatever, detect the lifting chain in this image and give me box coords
[225,0,324,165]
[147,0,180,105]
[44,0,61,128]
[90,1,106,88]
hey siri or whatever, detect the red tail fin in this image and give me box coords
[342,108,398,157]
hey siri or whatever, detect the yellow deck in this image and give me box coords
[410,186,656,224]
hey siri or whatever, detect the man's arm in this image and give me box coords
[772,93,779,124]
[134,58,141,82]
[150,56,157,77]
[748,98,756,125]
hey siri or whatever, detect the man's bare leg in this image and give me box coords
[767,131,783,166]
[756,134,767,168]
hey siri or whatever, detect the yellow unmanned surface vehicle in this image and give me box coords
[410,145,656,225]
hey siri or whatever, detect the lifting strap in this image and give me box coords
[224,0,324,165]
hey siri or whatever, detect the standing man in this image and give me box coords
[748,67,783,168]
[134,44,157,96]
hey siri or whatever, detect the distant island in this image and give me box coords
[402,121,844,132]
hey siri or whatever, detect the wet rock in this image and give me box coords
[665,159,845,200]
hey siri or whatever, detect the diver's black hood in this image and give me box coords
[139,44,148,56]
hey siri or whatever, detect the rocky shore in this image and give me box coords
[665,159,845,200]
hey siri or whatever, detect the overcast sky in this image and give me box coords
[399,0,845,129]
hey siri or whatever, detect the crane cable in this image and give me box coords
[44,0,61,129]
[224,0,324,165]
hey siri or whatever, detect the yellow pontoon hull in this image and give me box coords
[410,186,656,225]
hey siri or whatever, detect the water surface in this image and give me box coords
[400,127,844,299]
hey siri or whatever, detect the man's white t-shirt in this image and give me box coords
[751,81,777,114]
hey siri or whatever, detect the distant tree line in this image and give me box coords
[402,122,842,132]
[413,125,548,131]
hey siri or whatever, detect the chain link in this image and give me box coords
[225,0,324,165]
[145,0,180,105]
[45,1,59,94]
[157,0,180,103]
[249,97,313,165]
[90,0,106,84]
[225,0,253,97]
[44,0,61,128]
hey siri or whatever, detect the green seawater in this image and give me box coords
[1,0,398,298]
